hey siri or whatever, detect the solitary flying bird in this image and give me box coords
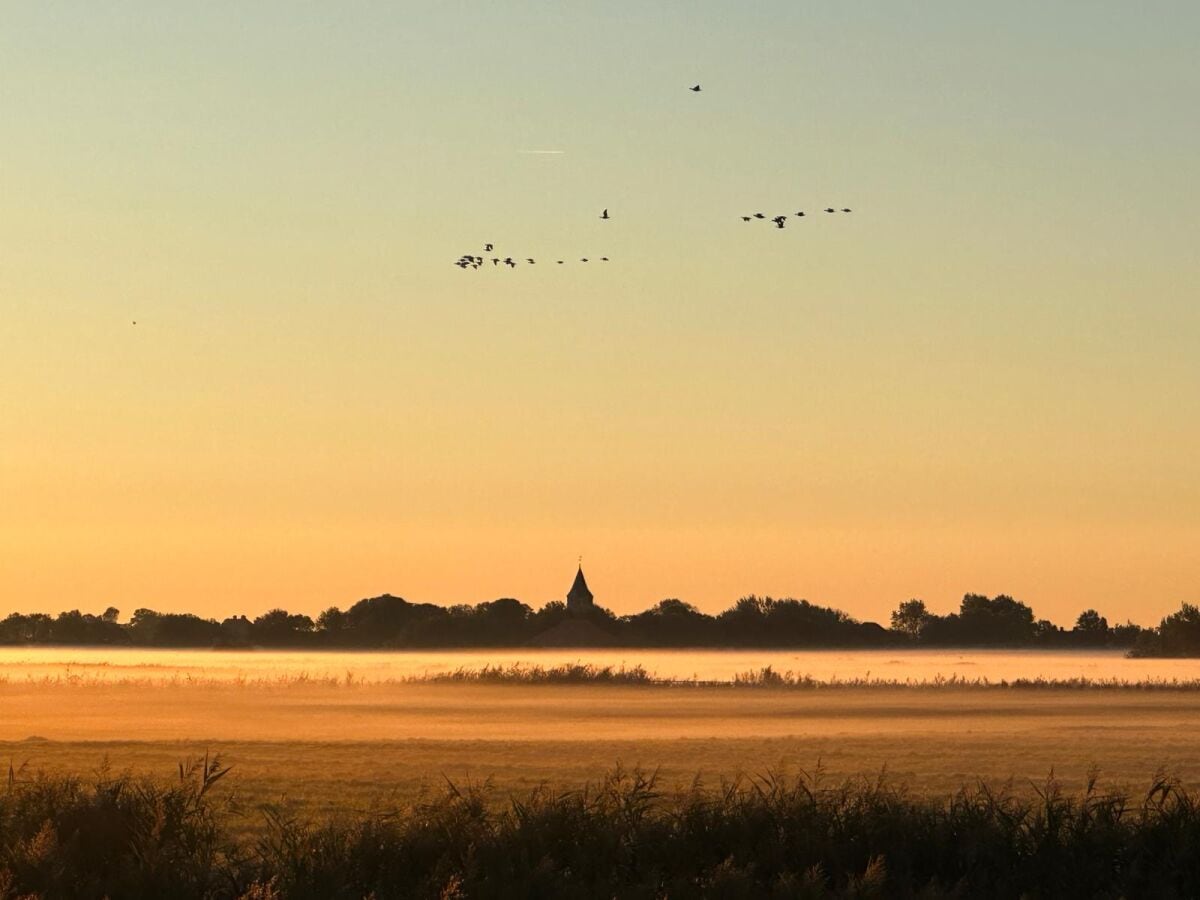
[795,211,805,217]
[600,209,609,220]
[690,84,701,92]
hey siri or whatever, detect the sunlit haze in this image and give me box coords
[2,2,1197,624]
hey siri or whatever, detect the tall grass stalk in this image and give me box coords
[5,765,1200,897]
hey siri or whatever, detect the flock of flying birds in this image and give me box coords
[743,208,852,228]
[455,241,610,270]
[453,84,854,271]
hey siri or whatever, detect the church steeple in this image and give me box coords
[566,564,594,612]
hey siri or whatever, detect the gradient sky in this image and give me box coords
[2,2,1197,625]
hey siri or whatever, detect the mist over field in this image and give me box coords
[4,647,1200,815]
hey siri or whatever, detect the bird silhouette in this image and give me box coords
[824,208,835,213]
[772,215,787,229]
[484,243,494,252]
[841,208,852,213]
[581,258,589,262]
[690,84,701,92]
[526,258,536,264]
[600,209,609,220]
[492,258,499,266]
[503,257,516,268]
[557,260,564,264]
[753,213,765,219]
[795,211,805,217]
[741,216,752,222]
[600,257,609,261]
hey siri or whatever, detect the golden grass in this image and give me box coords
[3,680,1200,831]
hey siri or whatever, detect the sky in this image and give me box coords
[1,2,1198,625]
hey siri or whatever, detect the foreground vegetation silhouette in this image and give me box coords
[5,592,1197,655]
[6,760,1200,898]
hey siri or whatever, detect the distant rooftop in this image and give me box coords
[567,565,594,611]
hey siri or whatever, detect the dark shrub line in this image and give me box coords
[425,663,1200,691]
[6,764,1200,898]
[7,592,1196,654]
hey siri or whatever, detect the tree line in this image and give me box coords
[1,592,1197,654]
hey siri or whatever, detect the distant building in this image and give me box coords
[527,563,614,647]
[567,565,595,614]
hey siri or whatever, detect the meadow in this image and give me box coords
[6,648,1200,896]
[4,650,1200,827]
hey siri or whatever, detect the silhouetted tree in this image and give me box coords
[0,592,1170,651]
[1132,603,1200,657]
[48,610,127,645]
[0,613,53,644]
[1032,619,1063,644]
[251,609,315,646]
[315,607,348,643]
[1110,620,1146,649]
[337,595,449,647]
[1072,609,1110,646]
[624,599,715,646]
[128,609,221,646]
[890,599,931,640]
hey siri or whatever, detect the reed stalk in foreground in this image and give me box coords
[4,761,1200,898]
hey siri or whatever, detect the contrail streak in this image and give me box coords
[518,149,565,155]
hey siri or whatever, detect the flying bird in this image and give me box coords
[526,258,536,264]
[772,215,787,229]
[824,208,836,213]
[795,211,805,217]
[557,260,564,264]
[753,213,766,219]
[841,208,852,213]
[484,243,494,252]
[600,257,609,261]
[690,84,701,92]
[581,258,589,262]
[600,209,609,220]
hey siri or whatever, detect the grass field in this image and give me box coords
[4,679,1200,828]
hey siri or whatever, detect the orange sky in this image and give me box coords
[1,3,1197,626]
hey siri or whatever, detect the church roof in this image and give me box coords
[568,565,593,603]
